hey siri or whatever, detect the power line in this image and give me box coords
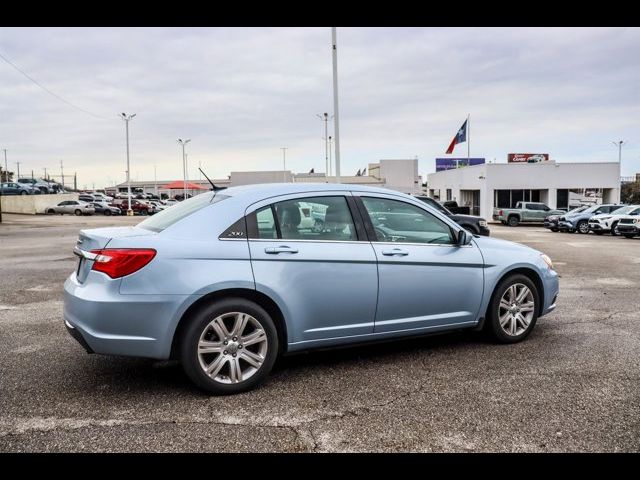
[0,50,111,121]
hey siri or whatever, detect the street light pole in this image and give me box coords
[328,136,333,179]
[281,147,288,182]
[612,140,625,203]
[316,113,332,180]
[121,113,136,216]
[3,149,7,181]
[331,27,341,183]
[177,139,191,200]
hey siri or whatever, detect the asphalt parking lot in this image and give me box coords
[0,213,638,452]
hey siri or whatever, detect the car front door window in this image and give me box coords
[361,197,455,245]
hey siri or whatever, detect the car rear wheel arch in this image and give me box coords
[487,267,544,319]
[171,288,288,360]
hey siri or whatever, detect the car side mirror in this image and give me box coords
[457,229,472,246]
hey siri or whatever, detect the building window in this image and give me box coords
[446,189,452,201]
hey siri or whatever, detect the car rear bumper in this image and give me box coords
[63,272,196,359]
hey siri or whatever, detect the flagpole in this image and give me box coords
[467,114,470,165]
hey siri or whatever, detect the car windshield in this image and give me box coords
[138,192,228,232]
[582,205,601,214]
[608,205,634,215]
[568,205,589,214]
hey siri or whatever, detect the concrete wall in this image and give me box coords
[427,162,621,220]
[0,193,79,215]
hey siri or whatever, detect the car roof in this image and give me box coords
[217,182,410,204]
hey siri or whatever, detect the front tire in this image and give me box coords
[485,274,539,343]
[179,298,279,395]
[550,227,559,232]
[576,220,589,234]
[624,234,636,239]
[610,222,619,236]
[74,209,82,216]
[104,210,112,216]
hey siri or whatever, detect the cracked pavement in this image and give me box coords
[0,214,638,452]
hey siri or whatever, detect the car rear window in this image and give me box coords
[138,193,228,232]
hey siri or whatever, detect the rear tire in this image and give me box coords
[46,209,55,215]
[104,210,112,216]
[507,216,519,227]
[485,274,539,344]
[550,228,559,232]
[179,298,279,395]
[624,234,636,239]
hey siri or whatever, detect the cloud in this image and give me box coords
[0,26,638,189]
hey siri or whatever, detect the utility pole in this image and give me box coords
[331,27,341,183]
[612,140,625,203]
[281,147,288,182]
[121,113,136,215]
[178,139,191,200]
[328,136,333,179]
[16,162,20,180]
[316,113,333,180]
[43,167,47,180]
[60,160,64,190]
[3,149,7,181]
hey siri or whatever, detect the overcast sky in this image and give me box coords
[1,27,639,189]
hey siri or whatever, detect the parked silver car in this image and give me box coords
[47,200,95,216]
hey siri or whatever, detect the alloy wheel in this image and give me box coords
[498,283,535,336]
[197,312,268,384]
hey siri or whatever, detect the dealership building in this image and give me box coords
[427,160,621,220]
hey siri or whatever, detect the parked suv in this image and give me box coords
[415,196,489,235]
[17,178,53,194]
[558,204,626,234]
[544,205,588,232]
[494,202,564,226]
[588,205,640,235]
[0,182,37,195]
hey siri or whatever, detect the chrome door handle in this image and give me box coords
[264,246,299,254]
[381,248,409,256]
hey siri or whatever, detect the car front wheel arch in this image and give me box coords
[486,267,544,320]
[171,288,288,360]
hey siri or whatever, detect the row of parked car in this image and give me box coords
[490,200,639,238]
[544,203,640,238]
[46,192,181,216]
[0,178,66,195]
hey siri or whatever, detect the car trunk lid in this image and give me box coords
[74,226,156,283]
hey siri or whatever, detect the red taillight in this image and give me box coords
[90,249,156,279]
[499,210,503,216]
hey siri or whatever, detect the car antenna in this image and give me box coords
[198,167,226,201]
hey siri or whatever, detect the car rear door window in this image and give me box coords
[249,196,357,241]
[274,196,356,241]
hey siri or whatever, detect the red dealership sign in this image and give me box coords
[508,153,549,163]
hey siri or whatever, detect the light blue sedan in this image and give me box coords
[64,184,559,394]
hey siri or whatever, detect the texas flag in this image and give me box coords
[445,119,468,154]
